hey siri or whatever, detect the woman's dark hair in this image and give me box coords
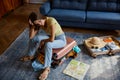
[28,12,37,23]
[28,12,40,30]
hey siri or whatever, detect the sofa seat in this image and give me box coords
[48,9,86,22]
[40,0,120,30]
[87,11,120,25]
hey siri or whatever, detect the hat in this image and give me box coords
[85,37,106,49]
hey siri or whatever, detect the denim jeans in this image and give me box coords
[28,30,66,71]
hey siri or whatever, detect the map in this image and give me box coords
[63,59,90,80]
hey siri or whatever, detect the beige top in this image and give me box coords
[43,17,63,36]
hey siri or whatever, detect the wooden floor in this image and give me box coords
[0,3,119,55]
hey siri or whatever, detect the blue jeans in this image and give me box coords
[28,30,66,71]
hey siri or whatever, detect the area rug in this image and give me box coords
[0,28,120,80]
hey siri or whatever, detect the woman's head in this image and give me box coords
[28,12,41,30]
[28,12,37,24]
[28,12,46,30]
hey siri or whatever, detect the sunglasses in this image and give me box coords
[91,46,98,49]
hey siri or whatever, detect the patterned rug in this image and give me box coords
[0,28,120,80]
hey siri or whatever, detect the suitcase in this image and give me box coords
[37,37,77,68]
[84,36,120,58]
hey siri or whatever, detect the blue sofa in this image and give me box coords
[40,0,120,30]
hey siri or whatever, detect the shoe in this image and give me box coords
[39,68,50,80]
[20,56,34,62]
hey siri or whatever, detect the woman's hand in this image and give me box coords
[29,19,34,26]
[29,19,35,29]
[29,19,38,39]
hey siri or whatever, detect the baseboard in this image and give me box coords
[29,2,44,4]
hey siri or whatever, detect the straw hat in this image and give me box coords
[85,37,106,49]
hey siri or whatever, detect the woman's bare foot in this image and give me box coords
[39,67,50,80]
[20,56,34,61]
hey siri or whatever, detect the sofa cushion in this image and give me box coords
[47,9,86,22]
[87,11,120,24]
[52,0,88,10]
[87,0,120,12]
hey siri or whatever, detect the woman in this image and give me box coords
[21,12,66,80]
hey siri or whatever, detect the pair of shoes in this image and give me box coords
[20,56,34,61]
[39,68,50,80]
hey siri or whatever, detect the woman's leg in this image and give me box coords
[31,33,50,71]
[44,38,66,67]
[39,34,66,80]
[28,33,49,56]
[21,32,49,61]
[44,34,66,68]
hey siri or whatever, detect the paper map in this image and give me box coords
[63,59,90,80]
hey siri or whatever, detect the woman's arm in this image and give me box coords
[39,25,55,49]
[44,25,55,42]
[29,26,38,39]
[28,19,38,39]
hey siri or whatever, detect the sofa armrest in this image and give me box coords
[39,2,51,15]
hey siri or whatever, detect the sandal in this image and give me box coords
[39,68,50,80]
[20,56,34,61]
